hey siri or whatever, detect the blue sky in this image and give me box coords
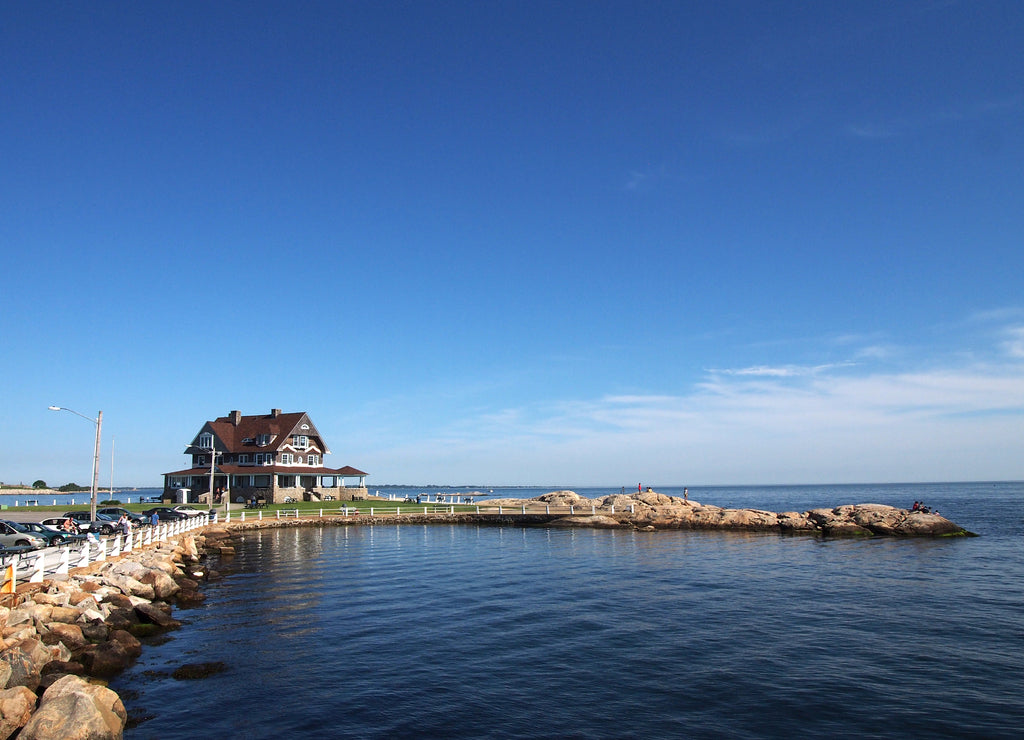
[2,1,1022,487]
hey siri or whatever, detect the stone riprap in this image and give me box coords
[482,491,973,536]
[0,525,237,739]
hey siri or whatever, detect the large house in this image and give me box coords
[163,409,368,504]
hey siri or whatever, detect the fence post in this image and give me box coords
[592,505,596,515]
[630,504,635,513]
[370,507,374,516]
[258,511,263,521]
[79,541,91,568]
[241,511,246,522]
[30,555,44,583]
[276,510,281,520]
[319,509,323,518]
[57,548,70,576]
[610,505,615,514]
[546,505,550,514]
[110,535,122,558]
[522,505,526,514]
[570,505,574,515]
[97,539,107,562]
[499,506,503,514]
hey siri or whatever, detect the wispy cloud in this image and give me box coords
[360,317,1024,484]
[711,362,855,377]
[1002,326,1024,358]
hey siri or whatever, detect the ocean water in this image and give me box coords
[112,482,1024,739]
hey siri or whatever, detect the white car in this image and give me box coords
[172,505,212,518]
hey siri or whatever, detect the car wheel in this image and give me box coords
[52,535,65,546]
[100,525,113,535]
[15,540,30,547]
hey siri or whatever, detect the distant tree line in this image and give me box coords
[0,481,89,491]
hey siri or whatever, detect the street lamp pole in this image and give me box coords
[49,406,102,521]
[195,444,228,517]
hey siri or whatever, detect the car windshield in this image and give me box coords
[7,522,30,533]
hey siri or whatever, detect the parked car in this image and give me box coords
[97,507,148,527]
[13,521,88,547]
[61,511,119,535]
[142,507,190,521]
[172,505,214,518]
[0,521,47,549]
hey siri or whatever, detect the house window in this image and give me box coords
[308,454,319,466]
[198,433,213,449]
[293,435,308,449]
[278,475,296,488]
[281,453,293,465]
[257,434,271,446]
[238,454,249,464]
[197,455,206,466]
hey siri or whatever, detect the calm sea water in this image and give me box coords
[113,482,1024,739]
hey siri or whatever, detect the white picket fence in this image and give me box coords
[218,502,638,523]
[1,514,211,592]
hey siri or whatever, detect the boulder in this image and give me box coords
[549,515,623,528]
[48,606,83,625]
[19,675,125,740]
[0,685,37,740]
[0,642,41,691]
[139,570,180,600]
[133,602,181,629]
[78,640,132,679]
[41,623,88,652]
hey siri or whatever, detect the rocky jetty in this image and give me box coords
[0,525,236,739]
[485,491,973,536]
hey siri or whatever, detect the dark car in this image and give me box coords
[62,511,119,535]
[97,507,148,527]
[15,521,88,547]
[142,507,190,521]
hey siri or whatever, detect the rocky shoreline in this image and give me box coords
[481,490,974,536]
[0,492,971,737]
[0,525,237,739]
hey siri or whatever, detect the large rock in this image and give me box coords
[19,675,125,740]
[0,638,55,692]
[78,640,132,679]
[41,623,88,652]
[139,570,180,600]
[0,685,37,739]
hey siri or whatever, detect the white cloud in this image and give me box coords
[363,337,1024,485]
[1002,326,1024,358]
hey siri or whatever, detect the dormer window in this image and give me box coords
[257,434,271,446]
[293,435,308,449]
[198,433,213,449]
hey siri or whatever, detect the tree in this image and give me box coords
[32,480,47,489]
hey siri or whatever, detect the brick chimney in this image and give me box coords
[230,410,242,426]
[271,408,281,417]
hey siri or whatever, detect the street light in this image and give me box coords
[191,444,229,517]
[48,406,102,521]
